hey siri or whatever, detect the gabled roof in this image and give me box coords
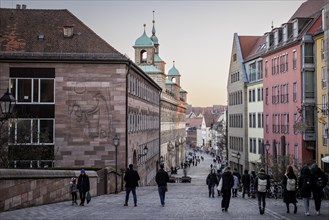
[238,36,260,58]
[186,117,203,129]
[0,8,123,56]
[244,35,266,62]
[289,0,325,22]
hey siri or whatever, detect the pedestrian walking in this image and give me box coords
[206,169,219,198]
[69,177,78,205]
[220,166,234,212]
[282,165,297,214]
[312,167,328,215]
[298,166,313,216]
[250,170,256,198]
[77,169,90,206]
[156,163,169,207]
[254,168,270,215]
[232,175,239,197]
[233,168,241,184]
[241,169,251,198]
[124,164,140,207]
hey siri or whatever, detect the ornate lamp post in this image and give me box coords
[138,145,149,160]
[0,89,16,121]
[237,151,241,174]
[265,141,270,174]
[113,134,120,194]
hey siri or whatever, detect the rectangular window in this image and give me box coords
[293,20,298,38]
[257,60,263,79]
[322,95,327,116]
[257,88,261,101]
[323,124,327,146]
[294,112,298,134]
[252,90,256,102]
[11,78,55,104]
[293,82,297,102]
[249,113,252,128]
[266,114,269,133]
[322,66,326,88]
[250,62,256,82]
[321,39,325,60]
[304,43,314,64]
[293,50,297,69]
[9,119,54,144]
[304,71,314,98]
[252,113,256,128]
[294,144,298,165]
[265,88,268,105]
[265,60,268,77]
[258,113,262,128]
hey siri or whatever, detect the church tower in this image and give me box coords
[133,24,155,65]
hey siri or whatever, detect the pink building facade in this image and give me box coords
[263,3,324,168]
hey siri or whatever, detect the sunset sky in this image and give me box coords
[1,0,305,106]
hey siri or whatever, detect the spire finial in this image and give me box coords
[152,11,156,36]
[173,60,175,66]
[143,24,146,31]
[271,21,274,30]
[153,10,155,23]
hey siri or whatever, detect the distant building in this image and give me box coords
[133,14,188,170]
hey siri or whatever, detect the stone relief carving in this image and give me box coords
[69,90,110,139]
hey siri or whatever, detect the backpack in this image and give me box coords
[316,177,323,188]
[286,175,296,191]
[302,177,312,190]
[258,178,267,192]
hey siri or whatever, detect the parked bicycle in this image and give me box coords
[267,181,283,199]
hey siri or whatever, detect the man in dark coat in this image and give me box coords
[124,164,140,207]
[221,167,234,212]
[298,166,313,216]
[206,169,219,198]
[241,169,251,198]
[312,167,328,215]
[77,169,90,206]
[156,163,169,207]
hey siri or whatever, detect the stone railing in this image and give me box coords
[0,169,98,212]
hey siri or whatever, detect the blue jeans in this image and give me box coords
[158,186,166,205]
[125,187,137,204]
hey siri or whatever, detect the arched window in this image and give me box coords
[140,50,147,63]
[171,77,176,83]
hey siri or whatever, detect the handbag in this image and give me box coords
[217,178,223,191]
[86,191,91,204]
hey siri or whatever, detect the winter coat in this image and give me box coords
[70,182,78,193]
[77,174,90,192]
[242,173,251,187]
[298,167,313,198]
[156,168,169,187]
[254,172,270,193]
[206,173,219,186]
[282,171,297,203]
[221,171,234,191]
[233,171,241,183]
[312,169,328,192]
[124,168,140,187]
[233,175,239,189]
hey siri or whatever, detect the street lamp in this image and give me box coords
[0,89,16,121]
[265,141,270,174]
[237,151,241,174]
[113,133,120,194]
[138,145,148,160]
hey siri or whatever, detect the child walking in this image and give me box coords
[70,177,78,205]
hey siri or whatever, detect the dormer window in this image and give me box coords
[283,25,287,42]
[293,20,298,38]
[274,30,278,46]
[63,26,74,38]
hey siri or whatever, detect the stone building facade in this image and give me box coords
[133,16,187,171]
[0,8,161,186]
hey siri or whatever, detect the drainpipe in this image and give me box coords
[159,91,162,165]
[125,60,132,168]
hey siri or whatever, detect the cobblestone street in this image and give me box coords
[0,153,328,220]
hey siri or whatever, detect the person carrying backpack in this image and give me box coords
[312,167,328,215]
[298,166,313,216]
[254,168,270,215]
[282,165,297,214]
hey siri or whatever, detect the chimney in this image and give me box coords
[16,4,21,9]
